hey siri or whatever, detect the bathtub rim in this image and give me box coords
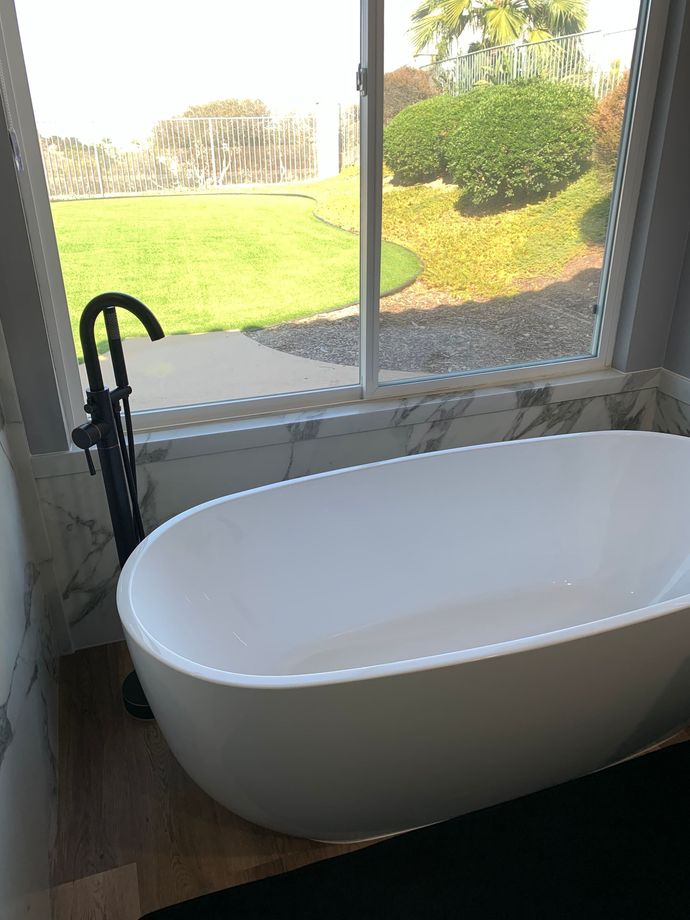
[117,429,690,691]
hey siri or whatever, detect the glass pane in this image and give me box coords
[15,0,361,409]
[379,0,643,384]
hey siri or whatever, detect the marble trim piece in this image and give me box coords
[31,367,660,480]
[653,370,690,436]
[658,368,690,405]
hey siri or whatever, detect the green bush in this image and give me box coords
[383,66,439,125]
[445,81,596,209]
[383,95,468,185]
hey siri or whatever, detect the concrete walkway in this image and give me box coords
[79,330,408,410]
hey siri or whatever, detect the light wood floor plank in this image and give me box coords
[55,641,687,915]
[54,642,366,915]
[52,864,140,920]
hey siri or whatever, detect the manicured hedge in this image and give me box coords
[445,81,596,208]
[383,95,467,185]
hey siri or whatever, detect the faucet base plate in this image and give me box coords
[122,670,155,720]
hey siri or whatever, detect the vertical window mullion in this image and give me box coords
[359,0,383,398]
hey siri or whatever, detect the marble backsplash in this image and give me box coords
[32,369,659,649]
[0,414,58,917]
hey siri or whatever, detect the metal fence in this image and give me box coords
[42,108,361,200]
[339,104,360,169]
[423,29,635,99]
[41,29,632,201]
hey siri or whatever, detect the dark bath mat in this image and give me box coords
[142,740,690,919]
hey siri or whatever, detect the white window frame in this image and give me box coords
[0,0,669,435]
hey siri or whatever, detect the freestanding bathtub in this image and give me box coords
[117,430,690,842]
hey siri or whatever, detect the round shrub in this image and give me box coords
[383,95,468,185]
[592,72,629,167]
[445,81,596,209]
[384,66,439,126]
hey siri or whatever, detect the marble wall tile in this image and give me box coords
[0,345,58,917]
[36,378,657,649]
[0,453,58,916]
[654,391,690,435]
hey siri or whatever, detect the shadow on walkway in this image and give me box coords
[249,267,602,376]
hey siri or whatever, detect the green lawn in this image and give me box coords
[52,167,611,358]
[51,193,420,356]
[304,167,611,302]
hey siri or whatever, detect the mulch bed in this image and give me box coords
[247,250,602,375]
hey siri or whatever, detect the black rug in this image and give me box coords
[143,741,690,919]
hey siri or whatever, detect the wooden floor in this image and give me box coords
[52,640,690,919]
[52,642,368,918]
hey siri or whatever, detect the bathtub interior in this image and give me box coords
[120,432,690,676]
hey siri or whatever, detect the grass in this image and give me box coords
[51,192,420,356]
[304,167,611,302]
[52,166,611,357]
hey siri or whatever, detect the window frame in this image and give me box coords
[0,0,669,437]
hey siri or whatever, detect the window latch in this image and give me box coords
[356,64,367,96]
[8,128,24,174]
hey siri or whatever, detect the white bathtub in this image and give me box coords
[117,430,690,842]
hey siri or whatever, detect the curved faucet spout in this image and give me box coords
[80,292,165,391]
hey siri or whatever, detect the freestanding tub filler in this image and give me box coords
[117,430,690,842]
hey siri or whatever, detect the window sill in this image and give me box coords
[30,366,660,480]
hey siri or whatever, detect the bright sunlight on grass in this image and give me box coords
[305,167,611,302]
[52,167,610,359]
[51,192,420,357]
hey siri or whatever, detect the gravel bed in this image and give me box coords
[247,259,602,376]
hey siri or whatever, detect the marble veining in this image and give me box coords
[655,391,690,436]
[0,562,41,769]
[50,500,119,628]
[0,705,12,773]
[0,447,58,917]
[283,419,322,480]
[29,368,661,481]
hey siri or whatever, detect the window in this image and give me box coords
[379,6,641,385]
[0,0,661,430]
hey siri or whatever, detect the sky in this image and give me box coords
[14,0,642,146]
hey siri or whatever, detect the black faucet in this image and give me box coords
[72,292,164,565]
[72,292,164,720]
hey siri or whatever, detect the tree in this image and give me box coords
[149,97,315,187]
[384,66,439,124]
[411,0,588,60]
[150,98,272,188]
[180,98,270,119]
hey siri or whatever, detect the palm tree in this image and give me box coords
[411,0,589,59]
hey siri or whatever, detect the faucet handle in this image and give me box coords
[72,421,109,476]
[72,420,108,449]
[84,448,96,476]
